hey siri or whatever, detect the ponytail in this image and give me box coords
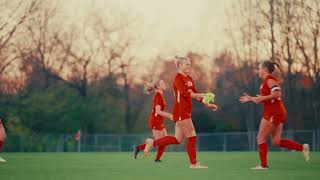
[273,62,281,72]
[262,60,281,73]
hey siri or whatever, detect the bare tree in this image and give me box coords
[292,0,320,128]
[293,0,320,83]
[274,0,303,128]
[116,46,140,133]
[0,0,39,77]
[91,13,121,76]
[55,25,98,97]
[225,0,266,149]
[16,0,75,92]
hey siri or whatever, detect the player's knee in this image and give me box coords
[256,135,261,143]
[272,139,281,147]
[174,137,182,144]
[175,138,182,144]
[257,136,266,144]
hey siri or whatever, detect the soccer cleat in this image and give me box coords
[133,146,140,159]
[144,138,154,156]
[154,159,162,163]
[302,144,310,162]
[189,162,208,169]
[0,157,6,163]
[250,165,268,170]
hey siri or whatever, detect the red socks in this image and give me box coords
[139,143,166,160]
[280,139,303,151]
[153,136,179,147]
[155,145,166,161]
[0,140,3,152]
[258,143,268,167]
[152,136,179,161]
[149,136,179,161]
[187,136,197,165]
[138,136,178,161]
[258,139,303,167]
[137,144,146,150]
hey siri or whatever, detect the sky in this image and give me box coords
[63,0,231,61]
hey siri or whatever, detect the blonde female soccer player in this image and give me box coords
[144,56,218,169]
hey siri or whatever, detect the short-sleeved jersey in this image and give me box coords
[260,74,287,124]
[172,73,198,121]
[149,92,166,130]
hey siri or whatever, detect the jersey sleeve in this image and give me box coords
[190,78,198,93]
[191,77,203,103]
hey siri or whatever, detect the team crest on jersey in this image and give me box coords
[259,84,264,90]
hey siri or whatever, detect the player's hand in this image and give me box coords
[251,95,263,104]
[239,93,251,103]
[205,103,218,111]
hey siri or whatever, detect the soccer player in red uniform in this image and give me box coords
[133,80,173,162]
[239,60,310,170]
[0,118,6,163]
[144,56,218,169]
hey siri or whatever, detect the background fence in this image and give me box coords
[3,130,320,152]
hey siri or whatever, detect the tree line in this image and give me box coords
[0,0,319,135]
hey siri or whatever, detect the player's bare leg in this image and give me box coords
[153,129,167,162]
[252,118,273,169]
[144,138,154,156]
[177,119,208,169]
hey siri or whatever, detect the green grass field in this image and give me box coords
[0,152,319,180]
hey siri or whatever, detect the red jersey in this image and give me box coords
[172,73,198,121]
[149,92,166,130]
[260,74,287,124]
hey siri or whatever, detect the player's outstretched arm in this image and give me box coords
[155,105,173,120]
[239,93,255,103]
[240,80,282,104]
[190,91,205,99]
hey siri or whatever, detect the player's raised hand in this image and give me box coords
[239,93,252,103]
[205,103,218,111]
[251,94,263,104]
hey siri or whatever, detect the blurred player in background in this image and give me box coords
[134,80,173,162]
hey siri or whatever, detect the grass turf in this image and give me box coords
[0,152,319,180]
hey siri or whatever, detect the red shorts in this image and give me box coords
[263,113,286,125]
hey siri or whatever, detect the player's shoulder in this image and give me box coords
[174,73,184,82]
[153,92,159,98]
[266,75,279,87]
[266,74,278,80]
[174,73,179,79]
[187,75,194,82]
[155,91,161,96]
[154,92,163,99]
